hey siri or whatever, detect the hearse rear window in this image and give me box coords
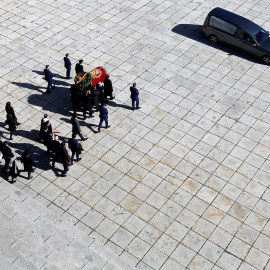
[209,16,237,35]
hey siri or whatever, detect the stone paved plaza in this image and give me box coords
[1,0,270,269]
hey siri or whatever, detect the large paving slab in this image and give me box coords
[0,0,270,269]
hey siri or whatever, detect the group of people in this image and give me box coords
[0,134,35,182]
[1,54,142,182]
[39,113,85,176]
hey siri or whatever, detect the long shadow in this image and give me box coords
[11,82,44,93]
[32,70,71,86]
[108,101,133,110]
[172,24,260,64]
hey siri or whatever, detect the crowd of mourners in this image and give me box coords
[0,54,141,182]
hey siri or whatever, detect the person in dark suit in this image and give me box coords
[91,86,100,112]
[59,142,70,177]
[130,82,140,110]
[9,156,20,183]
[75,60,84,74]
[20,150,35,180]
[42,127,53,155]
[64,53,72,79]
[50,135,61,168]
[98,103,109,132]
[7,114,18,140]
[71,113,87,141]
[5,102,20,125]
[68,134,81,165]
[1,141,14,173]
[104,74,114,103]
[44,65,55,94]
[82,91,93,119]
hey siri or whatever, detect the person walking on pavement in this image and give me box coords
[82,90,93,119]
[130,82,140,110]
[98,103,109,132]
[51,135,61,168]
[71,113,88,141]
[5,102,21,125]
[68,133,81,165]
[44,65,55,94]
[59,142,70,177]
[75,59,84,74]
[64,53,72,79]
[42,127,53,155]
[7,114,18,140]
[1,141,14,173]
[104,74,114,103]
[20,150,35,180]
[9,156,20,183]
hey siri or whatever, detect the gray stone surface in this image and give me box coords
[1,0,270,269]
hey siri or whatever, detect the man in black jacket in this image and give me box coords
[64,53,72,79]
[82,91,93,119]
[50,135,61,168]
[75,60,84,74]
[71,113,87,141]
[104,74,114,103]
[68,134,81,165]
[1,141,14,173]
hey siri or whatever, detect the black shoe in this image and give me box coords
[60,174,66,177]
[53,84,55,89]
[28,176,33,180]
[110,97,115,100]
[9,138,13,140]
[105,125,110,129]
[46,91,51,94]
[136,107,141,109]
[82,138,88,141]
[76,158,82,162]
[16,123,21,125]
[83,117,86,120]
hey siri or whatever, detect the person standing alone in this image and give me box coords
[130,82,140,110]
[98,103,109,132]
[64,53,72,79]
[44,65,55,94]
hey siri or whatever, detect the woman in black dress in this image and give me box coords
[7,114,18,140]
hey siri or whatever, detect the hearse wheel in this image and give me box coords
[262,55,270,65]
[209,35,218,44]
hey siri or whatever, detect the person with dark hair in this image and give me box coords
[70,84,81,113]
[71,113,87,141]
[59,141,70,177]
[7,114,18,140]
[82,90,93,119]
[20,150,35,180]
[68,134,81,165]
[5,102,20,125]
[104,74,114,103]
[1,141,14,173]
[44,65,55,94]
[98,103,109,132]
[130,82,140,110]
[75,59,84,74]
[51,135,61,168]
[64,53,72,79]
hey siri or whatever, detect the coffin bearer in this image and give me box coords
[64,53,72,79]
[75,59,84,75]
[44,65,55,94]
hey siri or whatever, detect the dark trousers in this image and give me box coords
[83,107,93,118]
[71,151,79,164]
[47,81,53,93]
[98,119,108,131]
[2,158,11,172]
[132,99,139,110]
[62,164,69,176]
[66,67,71,79]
